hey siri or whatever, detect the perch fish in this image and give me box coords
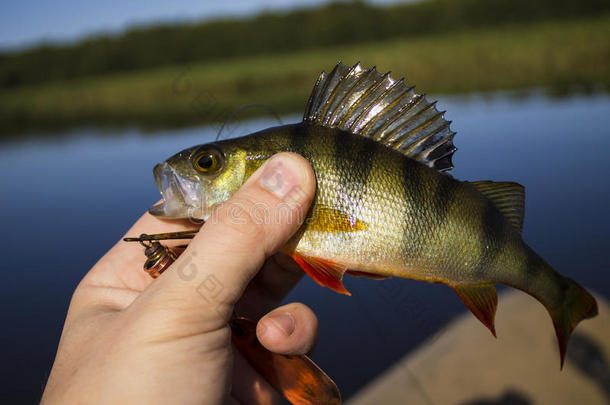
[150,62,597,367]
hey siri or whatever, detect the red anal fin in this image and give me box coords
[231,317,342,405]
[346,270,391,280]
[290,254,350,296]
[452,283,498,337]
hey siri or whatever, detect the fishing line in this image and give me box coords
[216,103,283,142]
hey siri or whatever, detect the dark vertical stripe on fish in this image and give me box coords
[477,198,505,276]
[290,123,309,158]
[432,173,461,232]
[523,244,546,290]
[400,160,430,259]
[333,129,378,210]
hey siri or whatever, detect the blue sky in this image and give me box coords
[0,0,404,51]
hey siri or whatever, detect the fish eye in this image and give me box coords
[193,148,223,174]
[197,154,214,169]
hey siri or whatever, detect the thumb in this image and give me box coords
[137,152,315,325]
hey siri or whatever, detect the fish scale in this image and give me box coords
[149,62,597,369]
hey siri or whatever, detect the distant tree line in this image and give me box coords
[1,0,608,89]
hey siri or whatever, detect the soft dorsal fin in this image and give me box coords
[471,181,526,232]
[303,62,457,172]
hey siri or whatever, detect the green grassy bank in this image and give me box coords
[1,15,609,136]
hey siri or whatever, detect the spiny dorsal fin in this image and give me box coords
[303,62,457,172]
[471,181,525,232]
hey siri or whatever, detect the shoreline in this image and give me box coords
[2,15,609,137]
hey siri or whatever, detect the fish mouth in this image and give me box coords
[149,163,204,218]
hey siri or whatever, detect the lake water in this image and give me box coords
[1,91,609,403]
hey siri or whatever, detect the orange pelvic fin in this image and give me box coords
[231,317,342,405]
[346,270,391,280]
[452,283,498,337]
[290,254,350,295]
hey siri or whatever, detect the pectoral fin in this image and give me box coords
[452,283,498,337]
[290,254,350,295]
[307,205,367,233]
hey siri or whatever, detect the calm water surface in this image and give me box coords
[1,92,609,402]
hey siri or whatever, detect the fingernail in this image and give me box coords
[260,156,303,202]
[265,312,295,336]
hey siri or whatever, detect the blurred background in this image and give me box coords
[1,0,609,403]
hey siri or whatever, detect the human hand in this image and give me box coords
[41,153,318,405]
